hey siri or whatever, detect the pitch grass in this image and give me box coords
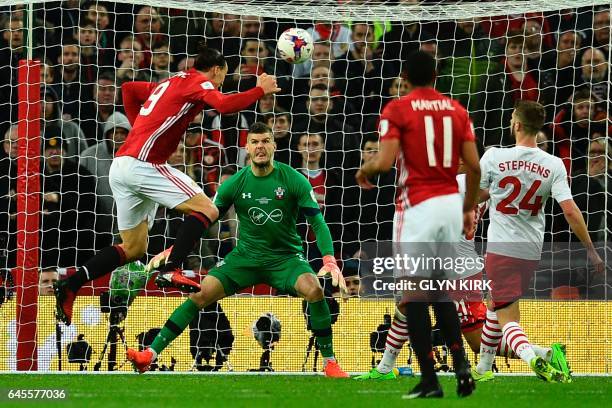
[0,374,610,408]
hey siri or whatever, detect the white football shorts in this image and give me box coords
[109,156,203,231]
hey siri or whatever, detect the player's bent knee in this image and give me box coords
[120,241,147,261]
[302,283,324,303]
[190,276,226,308]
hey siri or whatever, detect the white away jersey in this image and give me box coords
[480,146,572,260]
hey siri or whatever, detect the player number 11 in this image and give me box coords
[424,115,453,168]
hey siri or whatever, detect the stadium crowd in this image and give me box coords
[0,1,609,299]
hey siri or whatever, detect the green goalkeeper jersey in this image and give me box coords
[214,161,325,257]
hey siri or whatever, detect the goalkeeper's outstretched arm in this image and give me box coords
[304,209,334,257]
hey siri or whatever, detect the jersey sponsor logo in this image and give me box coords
[256,197,271,204]
[274,186,285,200]
[201,81,215,90]
[248,207,283,225]
[379,119,389,137]
[215,260,225,268]
[242,193,252,199]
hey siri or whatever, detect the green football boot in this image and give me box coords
[471,367,494,382]
[530,356,567,383]
[354,367,397,380]
[550,343,572,382]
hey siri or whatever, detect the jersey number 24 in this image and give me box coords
[496,176,543,216]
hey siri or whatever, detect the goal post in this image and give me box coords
[0,0,610,373]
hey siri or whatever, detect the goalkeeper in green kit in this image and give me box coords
[127,122,349,377]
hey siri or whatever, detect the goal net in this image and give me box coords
[0,0,609,373]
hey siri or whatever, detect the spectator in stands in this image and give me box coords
[116,35,148,84]
[0,18,25,127]
[80,111,131,245]
[41,86,87,158]
[231,39,274,90]
[590,8,610,55]
[255,93,277,121]
[207,110,250,167]
[436,19,497,111]
[40,128,97,268]
[473,33,539,147]
[296,132,343,261]
[0,125,18,267]
[150,39,173,82]
[536,129,550,153]
[332,22,383,116]
[80,71,121,145]
[521,18,548,69]
[551,88,611,174]
[577,47,609,104]
[355,135,395,246]
[39,269,59,295]
[309,65,337,93]
[380,20,427,77]
[539,30,581,117]
[204,13,241,73]
[293,84,360,171]
[183,122,226,195]
[85,2,112,49]
[570,138,608,243]
[133,5,166,69]
[177,56,195,72]
[41,59,55,85]
[263,111,294,166]
[240,15,264,38]
[307,21,351,59]
[386,76,409,99]
[294,41,333,79]
[53,40,93,123]
[74,18,102,83]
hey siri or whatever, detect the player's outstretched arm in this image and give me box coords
[356,139,399,189]
[559,199,604,273]
[461,140,481,235]
[121,81,157,125]
[200,73,280,115]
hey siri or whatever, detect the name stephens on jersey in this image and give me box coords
[497,160,551,178]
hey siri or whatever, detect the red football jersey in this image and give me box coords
[117,69,264,164]
[379,87,475,210]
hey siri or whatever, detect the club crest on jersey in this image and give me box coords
[274,187,285,200]
[201,81,215,90]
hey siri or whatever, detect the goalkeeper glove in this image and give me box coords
[317,255,348,299]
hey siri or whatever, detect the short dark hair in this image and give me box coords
[514,100,546,135]
[309,83,329,94]
[193,41,226,71]
[248,122,272,137]
[97,70,116,83]
[221,165,237,177]
[79,18,96,29]
[152,39,169,51]
[361,133,379,149]
[263,111,291,125]
[404,50,436,87]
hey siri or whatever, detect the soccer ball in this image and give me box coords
[277,28,314,64]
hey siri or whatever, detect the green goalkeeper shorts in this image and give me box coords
[207,248,315,296]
